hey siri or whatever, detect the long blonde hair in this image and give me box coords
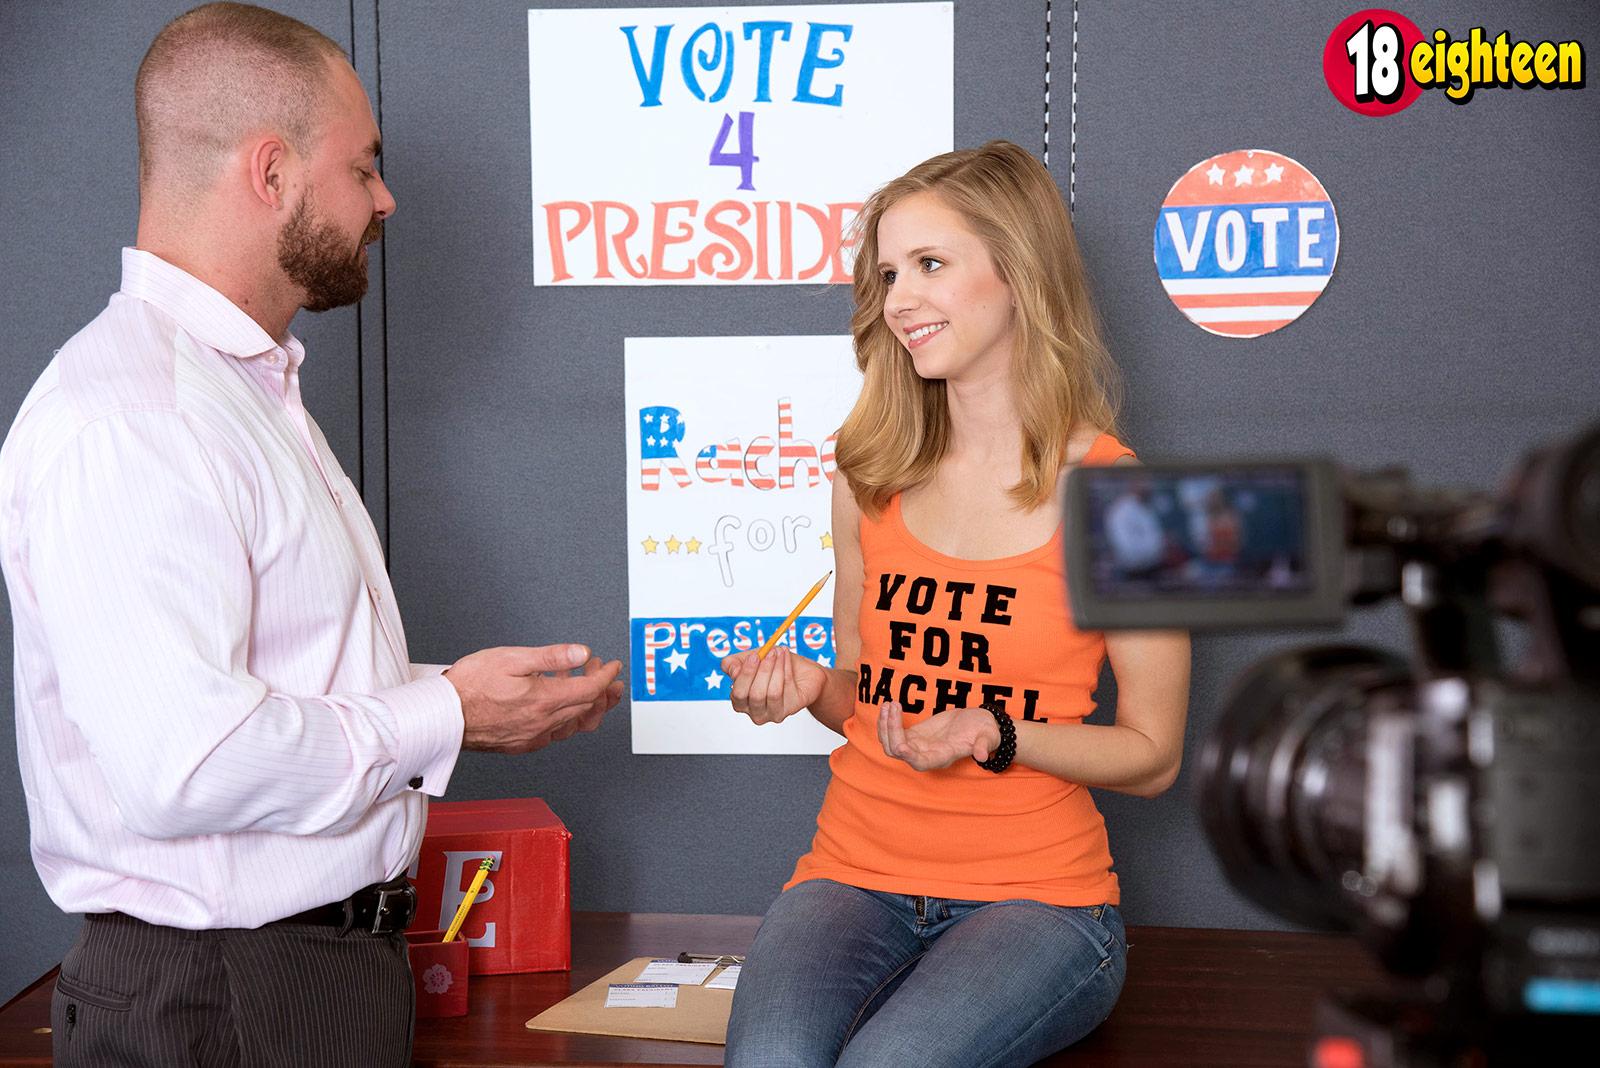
[835,140,1123,517]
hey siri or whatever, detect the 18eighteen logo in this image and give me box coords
[1322,8,1585,116]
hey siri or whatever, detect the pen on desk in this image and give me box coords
[442,857,495,943]
[755,570,833,659]
[677,952,745,965]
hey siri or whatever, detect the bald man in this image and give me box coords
[0,4,621,1065]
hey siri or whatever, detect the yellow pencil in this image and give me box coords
[756,570,833,659]
[442,857,495,943]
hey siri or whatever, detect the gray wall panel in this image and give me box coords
[1059,0,1600,928]
[377,0,1047,918]
[0,0,371,1001]
[4,0,1596,1006]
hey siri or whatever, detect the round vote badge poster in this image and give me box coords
[1154,149,1339,339]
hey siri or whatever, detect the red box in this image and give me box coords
[408,798,572,974]
[405,929,469,1017]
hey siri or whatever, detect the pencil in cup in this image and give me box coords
[442,857,495,943]
[755,570,833,659]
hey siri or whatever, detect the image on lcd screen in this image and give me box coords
[1085,469,1311,598]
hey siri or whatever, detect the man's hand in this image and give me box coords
[723,646,828,725]
[878,703,1001,771]
[446,645,623,753]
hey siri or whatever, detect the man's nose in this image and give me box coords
[372,172,397,219]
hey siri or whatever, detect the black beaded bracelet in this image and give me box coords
[975,703,1016,773]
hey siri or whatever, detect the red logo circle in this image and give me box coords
[1324,9,1426,116]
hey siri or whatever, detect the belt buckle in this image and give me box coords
[371,883,416,935]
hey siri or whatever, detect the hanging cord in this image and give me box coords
[1044,1,1080,211]
[1070,0,1078,211]
[1044,0,1052,167]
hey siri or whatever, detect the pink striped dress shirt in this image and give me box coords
[0,248,464,928]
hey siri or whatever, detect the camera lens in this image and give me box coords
[1511,422,1600,589]
[1197,645,1412,931]
[1568,437,1600,571]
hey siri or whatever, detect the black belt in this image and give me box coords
[277,876,417,935]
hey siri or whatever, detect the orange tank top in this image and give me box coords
[787,432,1134,906]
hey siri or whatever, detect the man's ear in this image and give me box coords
[247,138,291,209]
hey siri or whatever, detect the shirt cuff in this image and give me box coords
[410,662,449,680]
[377,675,463,799]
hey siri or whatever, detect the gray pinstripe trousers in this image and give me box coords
[50,912,414,1067]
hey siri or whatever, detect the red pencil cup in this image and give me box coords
[406,929,469,1018]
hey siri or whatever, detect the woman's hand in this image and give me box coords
[723,646,829,725]
[878,703,1001,771]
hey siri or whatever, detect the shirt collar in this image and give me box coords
[119,247,305,367]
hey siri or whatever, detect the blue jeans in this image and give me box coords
[725,879,1126,1068]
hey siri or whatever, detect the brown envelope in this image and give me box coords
[526,956,735,1045]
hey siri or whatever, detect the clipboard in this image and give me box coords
[526,956,734,1044]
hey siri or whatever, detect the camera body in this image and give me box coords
[1063,423,1600,1065]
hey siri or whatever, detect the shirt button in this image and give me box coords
[266,351,281,366]
[409,776,424,790]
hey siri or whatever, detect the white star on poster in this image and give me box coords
[665,649,689,673]
[816,654,832,668]
[704,669,725,690]
[1264,163,1285,183]
[646,435,657,446]
[1206,163,1225,185]
[1233,165,1255,186]
[659,414,671,431]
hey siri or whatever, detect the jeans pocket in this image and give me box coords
[1037,905,1112,966]
[1090,905,1124,957]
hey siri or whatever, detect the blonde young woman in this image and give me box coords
[720,142,1190,1068]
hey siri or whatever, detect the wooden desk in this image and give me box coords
[0,912,1384,1067]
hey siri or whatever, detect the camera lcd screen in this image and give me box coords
[1063,460,1345,629]
[1083,469,1312,599]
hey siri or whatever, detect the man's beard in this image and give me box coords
[276,192,380,313]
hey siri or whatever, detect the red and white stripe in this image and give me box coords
[641,457,692,491]
[716,440,744,485]
[641,623,675,695]
[1161,275,1329,338]
[776,397,821,490]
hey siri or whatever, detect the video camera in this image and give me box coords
[1063,422,1600,1066]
